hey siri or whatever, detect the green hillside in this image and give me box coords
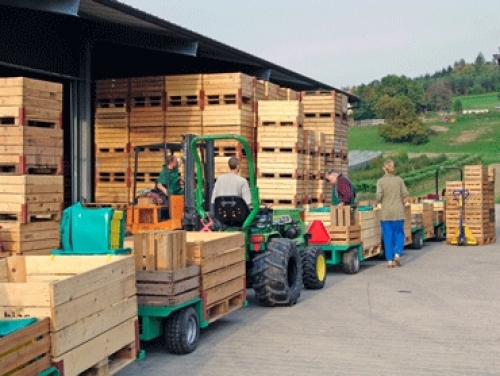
[452,93,500,110]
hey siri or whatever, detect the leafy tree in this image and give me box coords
[375,95,428,144]
[425,81,452,111]
[453,99,463,113]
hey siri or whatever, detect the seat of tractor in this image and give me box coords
[213,196,250,228]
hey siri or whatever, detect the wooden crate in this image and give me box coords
[130,75,165,93]
[203,73,255,100]
[356,208,381,251]
[257,100,304,126]
[95,78,129,98]
[304,209,331,226]
[94,127,129,150]
[411,202,434,233]
[135,264,200,306]
[327,225,361,245]
[301,90,343,114]
[94,107,128,128]
[94,181,130,204]
[0,77,62,128]
[0,317,51,376]
[257,177,306,198]
[0,175,63,223]
[133,230,187,271]
[463,165,489,182]
[331,206,356,226]
[165,74,203,127]
[0,221,59,255]
[0,255,138,376]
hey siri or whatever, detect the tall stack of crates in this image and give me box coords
[165,74,203,142]
[256,100,307,208]
[445,165,496,245]
[301,90,349,205]
[94,78,130,203]
[0,77,64,256]
[202,73,255,178]
[128,76,166,199]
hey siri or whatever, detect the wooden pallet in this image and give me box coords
[202,287,246,324]
[201,276,245,316]
[95,97,127,109]
[260,194,306,208]
[77,340,137,376]
[0,317,51,376]
[363,244,382,259]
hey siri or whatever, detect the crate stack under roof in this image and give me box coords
[0,77,64,256]
[202,73,255,178]
[256,100,307,208]
[445,165,496,245]
[301,90,349,205]
[94,78,130,203]
[165,74,203,142]
[128,76,166,199]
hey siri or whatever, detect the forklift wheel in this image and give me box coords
[434,226,444,242]
[412,231,423,250]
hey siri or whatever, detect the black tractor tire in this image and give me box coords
[165,307,200,354]
[412,231,423,249]
[252,238,302,307]
[434,226,444,242]
[342,247,360,274]
[302,246,327,290]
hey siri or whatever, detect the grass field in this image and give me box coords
[452,92,500,110]
[348,111,500,162]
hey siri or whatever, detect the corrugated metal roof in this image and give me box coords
[78,0,358,102]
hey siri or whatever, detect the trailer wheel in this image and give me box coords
[342,247,360,274]
[434,226,444,242]
[165,307,200,354]
[412,231,423,249]
[302,246,326,290]
[252,238,302,307]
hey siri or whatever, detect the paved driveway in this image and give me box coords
[118,206,500,376]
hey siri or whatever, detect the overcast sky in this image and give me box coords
[118,0,500,89]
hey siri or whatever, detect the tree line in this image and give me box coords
[348,52,500,144]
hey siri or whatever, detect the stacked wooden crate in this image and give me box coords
[186,232,246,323]
[133,230,201,306]
[0,317,52,376]
[301,90,349,205]
[94,78,130,203]
[165,74,203,142]
[0,255,138,376]
[404,204,413,245]
[411,202,435,239]
[445,165,496,245]
[202,73,255,178]
[256,100,307,208]
[129,76,166,199]
[0,77,64,256]
[328,206,361,244]
[356,207,382,258]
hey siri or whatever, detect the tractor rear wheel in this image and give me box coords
[165,307,200,354]
[302,246,326,289]
[252,238,302,306]
[434,226,444,241]
[342,247,360,274]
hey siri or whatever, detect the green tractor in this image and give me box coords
[189,134,327,306]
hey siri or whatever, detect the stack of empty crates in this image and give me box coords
[256,100,306,207]
[302,90,349,205]
[202,73,255,178]
[445,165,496,245]
[0,77,64,256]
[94,78,130,203]
[128,76,166,199]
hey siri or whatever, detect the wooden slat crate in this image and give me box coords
[411,202,434,233]
[0,175,63,223]
[463,165,490,182]
[304,208,331,227]
[203,73,255,97]
[257,100,304,125]
[331,206,356,226]
[133,230,187,271]
[257,177,306,198]
[130,75,165,93]
[129,107,165,128]
[129,127,166,147]
[94,108,128,128]
[0,317,51,376]
[186,232,246,323]
[165,74,203,127]
[0,221,60,255]
[356,207,382,253]
[327,224,361,245]
[203,125,254,151]
[422,199,445,223]
[301,90,343,114]
[0,126,63,174]
[257,125,304,150]
[95,78,129,98]
[0,255,138,376]
[0,77,62,128]
[404,204,412,244]
[260,194,306,208]
[94,182,130,204]
[95,127,129,149]
[135,264,200,306]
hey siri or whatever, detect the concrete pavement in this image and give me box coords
[118,206,500,376]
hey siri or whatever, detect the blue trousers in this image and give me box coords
[381,220,405,261]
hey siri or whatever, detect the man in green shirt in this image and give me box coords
[157,155,184,196]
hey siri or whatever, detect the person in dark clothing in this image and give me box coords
[157,155,184,197]
[325,169,355,206]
